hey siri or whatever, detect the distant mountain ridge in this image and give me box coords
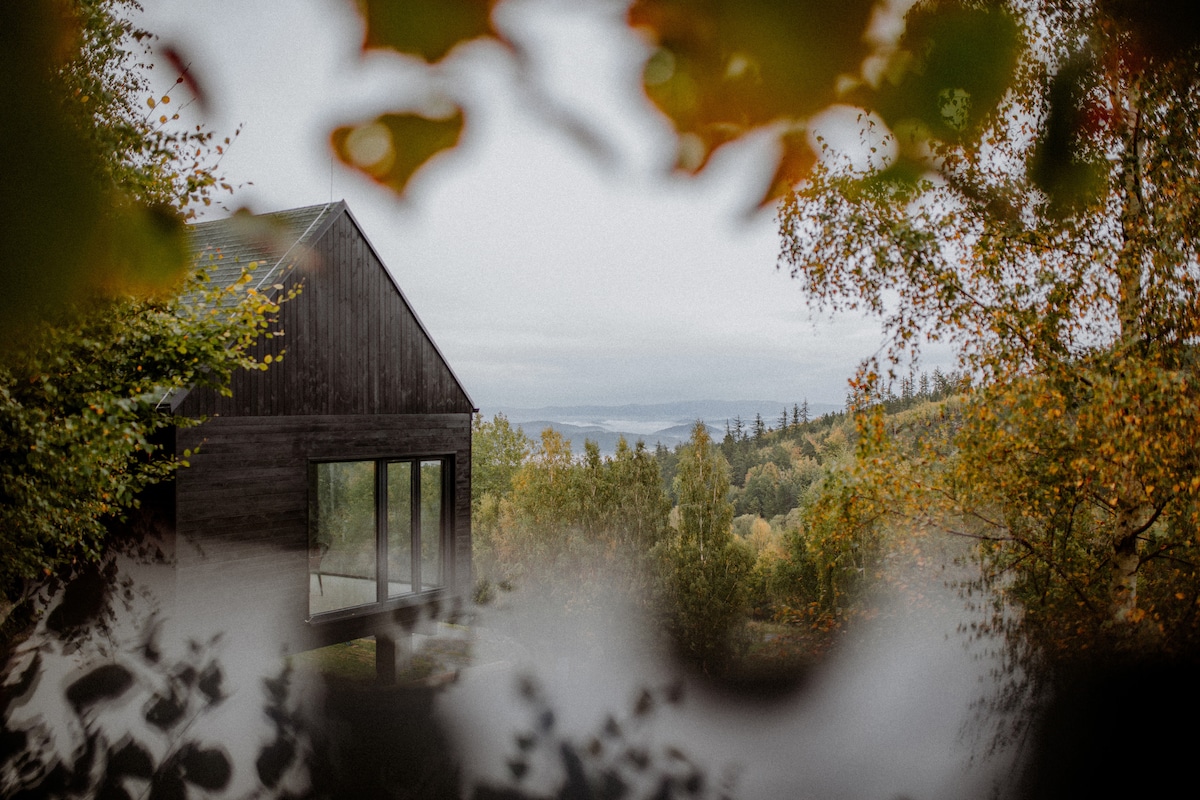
[492,399,842,426]
[511,420,722,455]
[485,400,844,456]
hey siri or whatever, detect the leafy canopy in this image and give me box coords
[0,269,291,596]
[1,0,234,338]
[0,0,278,614]
[778,0,1200,653]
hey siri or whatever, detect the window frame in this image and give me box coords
[306,453,454,623]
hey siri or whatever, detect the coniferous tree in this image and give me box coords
[656,422,752,673]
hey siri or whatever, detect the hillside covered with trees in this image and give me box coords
[471,370,968,677]
[6,0,1200,796]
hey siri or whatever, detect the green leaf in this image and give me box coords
[874,2,1023,143]
[1029,54,1108,214]
[331,111,464,196]
[356,0,500,62]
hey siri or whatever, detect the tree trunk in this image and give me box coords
[1109,507,1140,623]
[1112,68,1146,341]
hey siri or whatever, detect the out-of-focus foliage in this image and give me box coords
[629,0,876,197]
[0,0,232,337]
[871,2,1022,156]
[0,0,274,626]
[334,0,1037,207]
[10,0,1008,313]
[331,0,500,199]
[330,112,464,197]
[489,674,734,800]
[0,267,294,608]
[356,0,503,62]
[780,0,1200,659]
[334,0,1200,214]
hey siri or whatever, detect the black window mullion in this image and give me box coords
[376,461,387,604]
[442,457,452,590]
[411,460,422,592]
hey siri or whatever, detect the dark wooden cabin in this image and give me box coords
[165,201,475,673]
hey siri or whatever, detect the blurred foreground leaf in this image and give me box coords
[331,112,465,196]
[0,1,190,338]
[629,0,875,181]
[355,0,503,61]
[0,0,243,343]
[338,0,1035,206]
[872,3,1023,144]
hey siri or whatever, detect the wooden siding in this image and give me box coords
[176,212,473,418]
[174,414,472,650]
[168,206,475,653]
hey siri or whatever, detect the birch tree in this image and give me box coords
[778,0,1200,654]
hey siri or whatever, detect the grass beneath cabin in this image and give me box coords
[289,628,474,685]
[286,618,834,691]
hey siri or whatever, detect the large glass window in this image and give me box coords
[420,460,444,591]
[309,457,449,617]
[386,462,413,599]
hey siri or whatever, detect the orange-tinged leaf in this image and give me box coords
[756,126,817,208]
[161,45,208,111]
[331,111,464,196]
[630,0,874,175]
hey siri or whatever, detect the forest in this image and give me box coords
[4,0,1200,797]
[471,369,975,678]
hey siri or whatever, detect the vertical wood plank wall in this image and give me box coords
[171,208,475,651]
[177,213,473,419]
[174,414,472,650]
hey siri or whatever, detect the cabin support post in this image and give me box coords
[375,632,412,684]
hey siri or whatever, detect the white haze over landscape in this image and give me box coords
[442,574,1019,800]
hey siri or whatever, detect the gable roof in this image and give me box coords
[170,201,476,414]
[187,201,341,294]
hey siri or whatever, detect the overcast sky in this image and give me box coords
[139,0,905,411]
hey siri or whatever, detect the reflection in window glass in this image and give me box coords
[420,460,444,590]
[309,461,377,615]
[387,462,413,598]
[309,456,450,618]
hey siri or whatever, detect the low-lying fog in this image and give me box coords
[1,551,1027,799]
